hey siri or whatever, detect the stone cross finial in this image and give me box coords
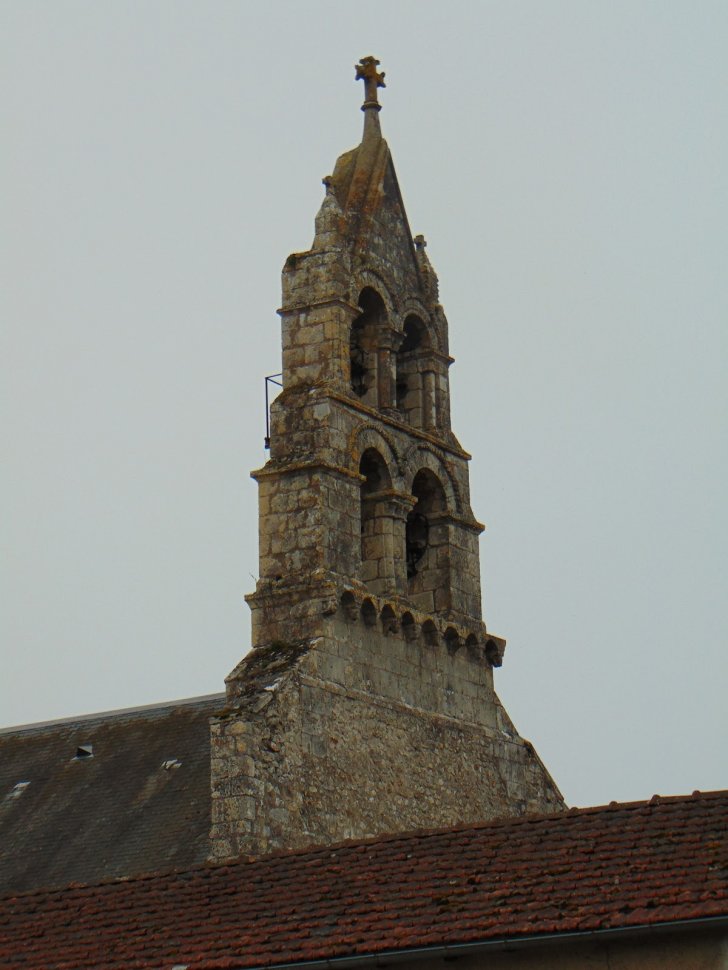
[355,56,386,110]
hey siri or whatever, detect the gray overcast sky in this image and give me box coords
[2,1,726,808]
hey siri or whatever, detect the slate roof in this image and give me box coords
[0,694,224,893]
[1,790,725,970]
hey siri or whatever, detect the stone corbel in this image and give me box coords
[485,636,506,667]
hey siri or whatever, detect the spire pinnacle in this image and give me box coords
[355,56,386,112]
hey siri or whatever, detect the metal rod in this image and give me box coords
[264,373,283,449]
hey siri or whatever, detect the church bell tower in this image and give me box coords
[245,56,492,653]
[210,60,563,860]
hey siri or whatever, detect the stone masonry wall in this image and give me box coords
[251,387,486,638]
[211,601,563,860]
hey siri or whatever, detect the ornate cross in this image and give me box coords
[355,56,386,108]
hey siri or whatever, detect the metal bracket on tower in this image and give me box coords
[264,373,283,449]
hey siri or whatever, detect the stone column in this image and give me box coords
[376,330,397,412]
[435,353,454,433]
[423,369,437,431]
[387,492,416,595]
[361,491,414,596]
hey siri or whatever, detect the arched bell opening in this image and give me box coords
[351,288,387,407]
[395,315,429,428]
[405,511,429,579]
[406,469,449,611]
[359,449,394,594]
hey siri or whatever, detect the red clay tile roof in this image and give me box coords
[1,791,726,970]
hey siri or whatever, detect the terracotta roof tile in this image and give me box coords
[1,791,726,970]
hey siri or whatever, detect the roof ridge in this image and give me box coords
[0,692,226,735]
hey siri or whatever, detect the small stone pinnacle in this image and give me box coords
[414,234,427,250]
[355,56,386,111]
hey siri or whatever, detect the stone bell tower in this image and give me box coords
[210,59,563,861]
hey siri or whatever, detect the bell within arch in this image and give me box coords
[406,511,429,578]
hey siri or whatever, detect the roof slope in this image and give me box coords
[0,694,223,893]
[1,791,726,970]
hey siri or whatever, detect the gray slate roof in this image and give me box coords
[0,694,223,893]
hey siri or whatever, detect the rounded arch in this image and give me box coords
[401,445,460,514]
[406,468,447,580]
[397,296,438,342]
[395,312,438,428]
[357,285,388,318]
[361,598,377,627]
[359,446,396,596]
[401,612,418,642]
[411,468,447,514]
[421,619,438,647]
[359,448,392,494]
[350,425,401,480]
[444,626,461,654]
[465,633,480,656]
[404,455,457,605]
[400,315,430,352]
[340,590,358,621]
[485,638,504,668]
[352,270,397,321]
[350,287,388,401]
[380,604,398,635]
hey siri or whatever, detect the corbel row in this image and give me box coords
[337,589,505,667]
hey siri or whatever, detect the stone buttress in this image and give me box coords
[210,59,563,860]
